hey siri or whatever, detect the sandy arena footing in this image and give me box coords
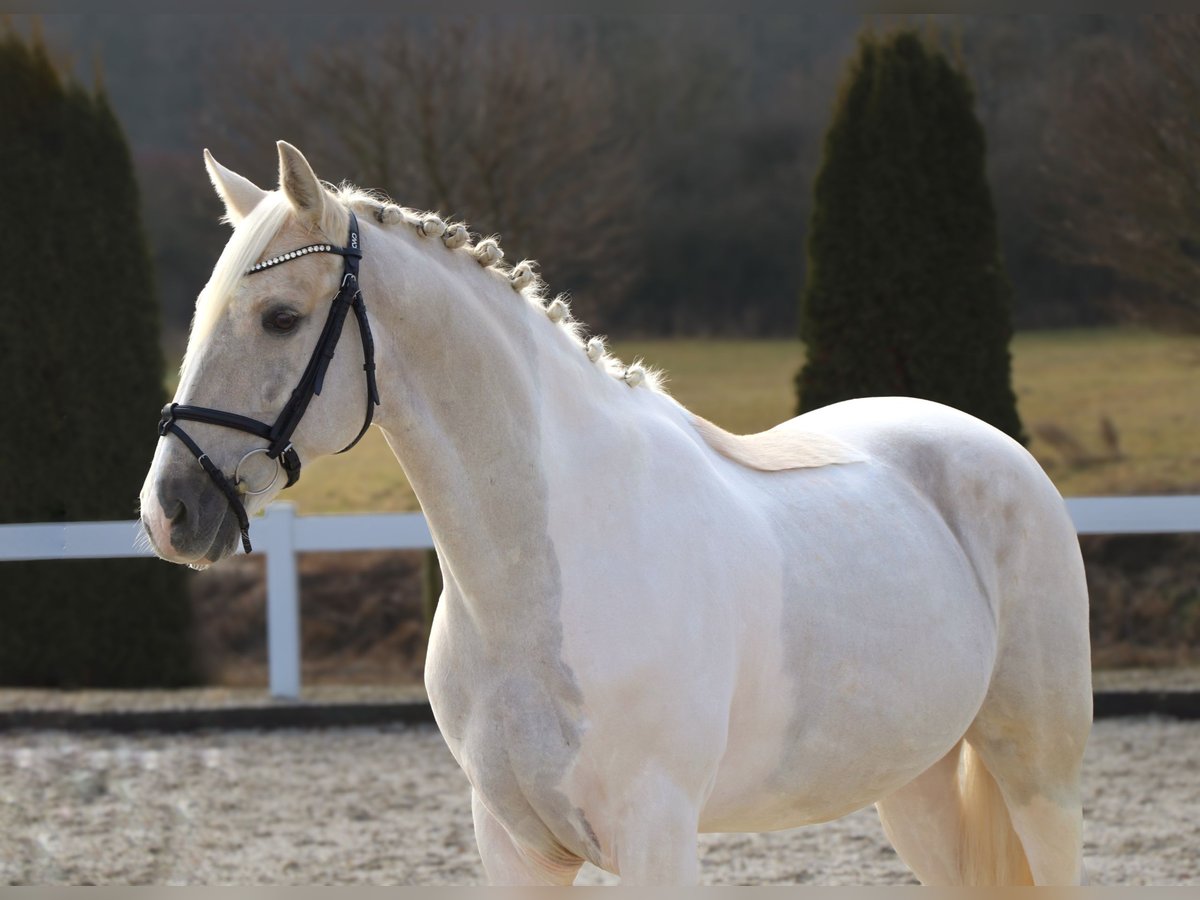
[1,717,1197,885]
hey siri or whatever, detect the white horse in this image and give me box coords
[140,142,1092,886]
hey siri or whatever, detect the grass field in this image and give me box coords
[169,329,1199,515]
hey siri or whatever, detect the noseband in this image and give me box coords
[158,211,378,553]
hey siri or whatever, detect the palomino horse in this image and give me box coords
[140,142,1091,886]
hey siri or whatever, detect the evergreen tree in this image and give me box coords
[0,27,196,687]
[796,30,1025,444]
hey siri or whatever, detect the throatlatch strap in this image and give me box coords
[336,290,379,454]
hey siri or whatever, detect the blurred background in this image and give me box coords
[1,14,1197,690]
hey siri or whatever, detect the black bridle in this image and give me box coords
[158,211,378,554]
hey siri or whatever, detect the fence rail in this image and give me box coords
[2,496,1198,699]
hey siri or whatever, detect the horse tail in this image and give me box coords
[957,741,1033,885]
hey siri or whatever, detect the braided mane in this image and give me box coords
[330,184,665,394]
[187,183,662,394]
[188,181,860,474]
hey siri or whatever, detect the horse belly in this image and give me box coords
[700,467,997,832]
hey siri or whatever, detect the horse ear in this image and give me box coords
[203,149,267,225]
[276,140,325,223]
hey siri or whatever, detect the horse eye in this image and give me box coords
[263,308,300,334]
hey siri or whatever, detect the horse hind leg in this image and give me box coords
[964,702,1088,886]
[875,742,970,885]
[963,496,1091,885]
[875,740,1034,886]
[879,628,1089,885]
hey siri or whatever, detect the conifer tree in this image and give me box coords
[0,27,196,686]
[796,30,1024,444]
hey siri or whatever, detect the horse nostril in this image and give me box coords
[164,498,187,525]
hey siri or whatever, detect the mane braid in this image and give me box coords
[328,184,667,395]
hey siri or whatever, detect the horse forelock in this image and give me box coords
[184,192,292,373]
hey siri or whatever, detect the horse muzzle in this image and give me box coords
[141,472,244,567]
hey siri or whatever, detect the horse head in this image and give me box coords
[140,143,375,566]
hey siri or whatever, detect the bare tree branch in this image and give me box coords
[1042,16,1200,330]
[212,18,639,325]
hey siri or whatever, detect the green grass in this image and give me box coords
[167,329,1200,514]
[1010,329,1200,496]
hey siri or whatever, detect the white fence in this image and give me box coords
[2,496,1199,699]
[0,504,432,699]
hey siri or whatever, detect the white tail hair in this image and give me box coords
[957,741,1033,885]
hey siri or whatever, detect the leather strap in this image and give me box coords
[159,419,253,554]
[163,404,274,441]
[338,290,380,454]
[160,403,303,489]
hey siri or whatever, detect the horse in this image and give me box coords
[140,142,1092,886]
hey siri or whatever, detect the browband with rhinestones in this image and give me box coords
[246,244,334,275]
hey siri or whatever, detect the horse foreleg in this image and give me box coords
[471,790,583,886]
[612,770,702,885]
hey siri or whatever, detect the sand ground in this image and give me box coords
[1,717,1197,885]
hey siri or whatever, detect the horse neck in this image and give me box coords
[365,224,644,617]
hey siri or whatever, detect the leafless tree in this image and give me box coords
[1042,16,1200,330]
[210,18,639,324]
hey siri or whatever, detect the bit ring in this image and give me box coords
[234,447,281,496]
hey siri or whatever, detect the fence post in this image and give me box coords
[260,502,301,700]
